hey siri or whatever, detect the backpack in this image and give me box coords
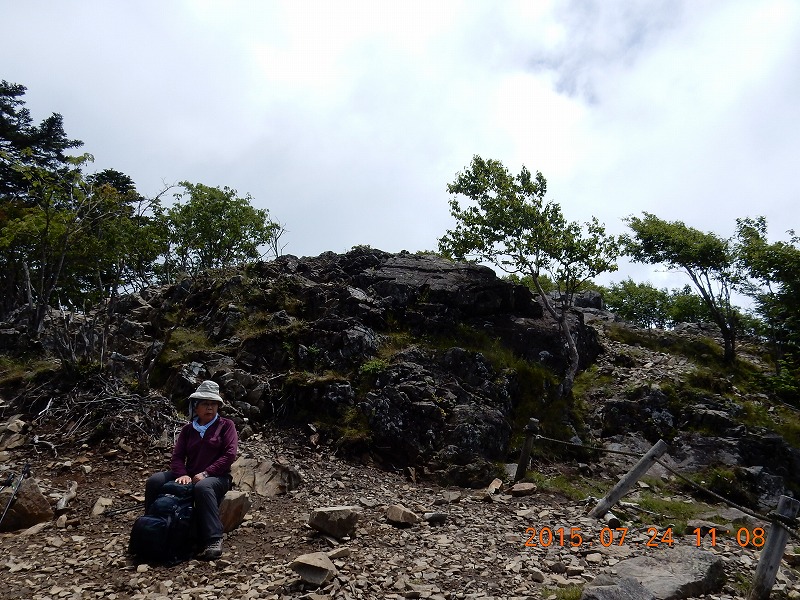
[129,481,196,565]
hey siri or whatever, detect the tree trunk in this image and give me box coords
[531,276,578,396]
[720,323,736,364]
[559,311,580,396]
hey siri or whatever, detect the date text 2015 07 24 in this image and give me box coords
[522,526,766,549]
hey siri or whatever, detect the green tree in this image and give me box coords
[162,182,283,280]
[666,285,714,326]
[439,155,620,395]
[0,81,85,320]
[623,212,742,363]
[0,80,82,200]
[602,279,670,329]
[0,154,104,332]
[81,169,169,296]
[736,217,800,393]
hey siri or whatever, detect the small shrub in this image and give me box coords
[359,358,388,376]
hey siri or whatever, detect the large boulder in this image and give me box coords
[607,546,724,600]
[308,506,360,539]
[581,576,656,600]
[230,458,302,496]
[0,478,54,532]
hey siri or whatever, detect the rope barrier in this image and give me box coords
[532,433,800,542]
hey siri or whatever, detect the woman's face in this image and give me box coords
[195,400,220,425]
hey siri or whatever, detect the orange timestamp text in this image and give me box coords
[523,526,766,548]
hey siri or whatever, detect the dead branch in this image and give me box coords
[32,435,58,458]
[55,481,78,512]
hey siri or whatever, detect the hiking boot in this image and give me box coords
[197,538,222,560]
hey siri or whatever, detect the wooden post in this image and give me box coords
[748,495,800,600]
[514,418,539,482]
[589,439,669,519]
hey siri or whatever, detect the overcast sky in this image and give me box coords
[3,0,799,290]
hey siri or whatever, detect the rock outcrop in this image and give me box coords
[1,248,600,485]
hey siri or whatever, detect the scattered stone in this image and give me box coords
[308,506,360,539]
[219,490,251,533]
[327,546,351,559]
[0,415,28,450]
[231,457,302,497]
[423,512,448,525]
[91,497,113,516]
[486,478,503,494]
[441,491,462,503]
[509,482,536,497]
[290,552,337,586]
[386,504,419,526]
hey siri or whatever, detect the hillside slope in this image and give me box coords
[0,248,799,598]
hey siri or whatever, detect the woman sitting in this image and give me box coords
[145,380,238,560]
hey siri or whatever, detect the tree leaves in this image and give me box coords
[439,155,621,394]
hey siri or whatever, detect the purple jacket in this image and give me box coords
[170,416,238,478]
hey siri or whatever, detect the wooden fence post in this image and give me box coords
[514,418,539,482]
[589,439,669,519]
[748,495,800,600]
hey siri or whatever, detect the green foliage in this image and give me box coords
[163,182,283,280]
[683,467,758,508]
[601,279,670,329]
[546,585,583,600]
[359,358,388,376]
[667,285,715,325]
[769,359,800,405]
[736,217,800,393]
[636,492,704,531]
[0,80,83,199]
[439,155,620,393]
[623,212,743,363]
[1,82,291,332]
[505,272,557,293]
[602,279,715,331]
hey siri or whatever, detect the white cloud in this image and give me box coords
[1,0,798,286]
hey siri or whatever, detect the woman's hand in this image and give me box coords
[176,475,192,485]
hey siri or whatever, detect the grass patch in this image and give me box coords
[773,405,800,448]
[572,364,615,401]
[544,585,583,600]
[636,492,705,532]
[421,324,570,446]
[680,466,759,509]
[0,355,59,386]
[606,324,724,367]
[376,332,415,359]
[524,471,605,501]
[337,406,373,447]
[163,327,213,359]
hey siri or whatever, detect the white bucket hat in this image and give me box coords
[188,380,225,406]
